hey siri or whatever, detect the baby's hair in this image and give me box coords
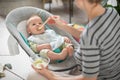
[26,14,42,27]
[26,14,43,34]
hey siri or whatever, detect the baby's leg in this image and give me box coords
[47,48,68,60]
[63,43,74,57]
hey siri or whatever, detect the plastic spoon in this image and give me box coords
[38,18,50,30]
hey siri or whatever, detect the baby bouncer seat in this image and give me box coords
[5,6,80,76]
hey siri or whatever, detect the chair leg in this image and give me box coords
[41,0,52,12]
[49,0,52,12]
[69,0,74,23]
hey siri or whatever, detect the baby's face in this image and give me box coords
[28,16,45,35]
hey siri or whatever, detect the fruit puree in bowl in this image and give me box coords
[32,57,50,69]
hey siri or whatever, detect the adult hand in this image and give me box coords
[47,15,67,29]
[32,64,54,80]
[47,15,60,24]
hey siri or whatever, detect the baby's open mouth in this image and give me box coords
[38,18,50,31]
[38,26,43,30]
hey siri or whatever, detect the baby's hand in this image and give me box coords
[64,37,71,43]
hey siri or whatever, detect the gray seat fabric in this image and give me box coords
[7,35,19,55]
[5,6,53,58]
[5,6,80,71]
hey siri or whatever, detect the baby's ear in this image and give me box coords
[26,26,31,34]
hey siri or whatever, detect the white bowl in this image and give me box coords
[32,57,50,69]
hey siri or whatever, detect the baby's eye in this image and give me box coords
[39,23,42,24]
[32,24,36,26]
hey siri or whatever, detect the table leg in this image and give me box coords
[42,0,52,12]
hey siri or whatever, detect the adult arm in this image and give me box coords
[48,16,82,39]
[52,75,97,80]
[60,24,82,39]
[32,65,97,80]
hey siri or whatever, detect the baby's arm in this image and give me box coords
[36,43,52,51]
[64,37,71,43]
[29,41,52,52]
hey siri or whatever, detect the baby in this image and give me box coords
[27,15,74,61]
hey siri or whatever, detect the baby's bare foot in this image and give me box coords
[67,46,74,57]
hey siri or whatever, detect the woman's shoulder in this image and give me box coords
[105,7,119,16]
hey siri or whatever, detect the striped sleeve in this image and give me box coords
[80,29,100,77]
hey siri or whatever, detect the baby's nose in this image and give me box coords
[36,24,41,28]
[36,23,40,26]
